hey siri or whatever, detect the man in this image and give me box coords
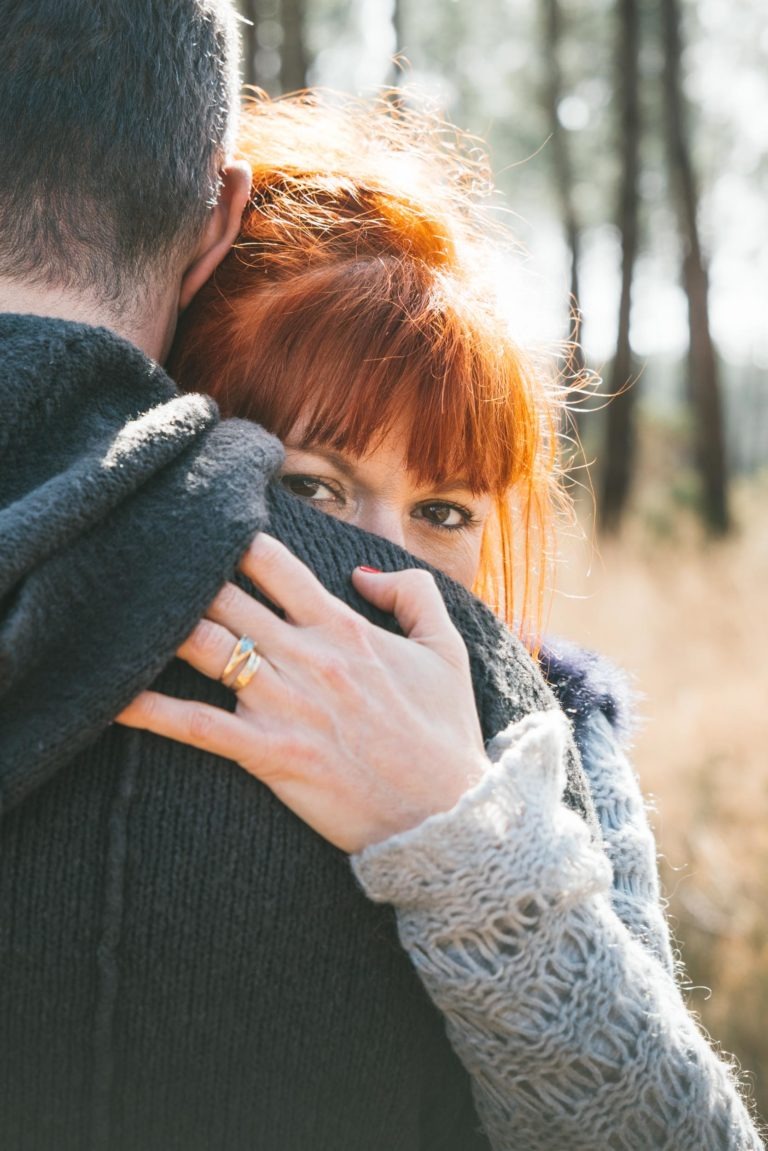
[0,3,582,1147]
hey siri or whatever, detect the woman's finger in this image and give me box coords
[205,579,296,656]
[239,533,343,627]
[351,566,465,659]
[178,618,274,695]
[116,690,255,761]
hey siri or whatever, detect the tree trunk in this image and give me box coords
[540,0,586,381]
[280,0,308,94]
[238,0,259,89]
[391,0,406,85]
[661,0,730,533]
[601,0,641,533]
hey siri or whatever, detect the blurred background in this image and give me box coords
[235,0,768,1117]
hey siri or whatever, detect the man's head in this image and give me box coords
[0,0,249,344]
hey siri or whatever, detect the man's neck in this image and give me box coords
[0,278,170,362]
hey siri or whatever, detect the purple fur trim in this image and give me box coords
[539,637,640,744]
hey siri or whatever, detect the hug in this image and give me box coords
[0,2,762,1149]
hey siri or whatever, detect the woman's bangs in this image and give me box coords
[283,296,527,497]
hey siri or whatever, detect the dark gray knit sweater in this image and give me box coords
[0,315,595,1150]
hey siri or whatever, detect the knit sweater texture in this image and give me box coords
[356,709,765,1149]
[0,315,595,1150]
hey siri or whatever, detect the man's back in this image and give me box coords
[0,315,499,1148]
[0,690,487,1150]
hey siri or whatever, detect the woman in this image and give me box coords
[170,93,562,639]
[119,95,764,1148]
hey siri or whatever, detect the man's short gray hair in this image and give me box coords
[0,0,241,307]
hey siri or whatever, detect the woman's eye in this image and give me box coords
[280,474,343,505]
[414,502,472,530]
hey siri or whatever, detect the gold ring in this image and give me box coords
[230,650,262,692]
[221,635,258,687]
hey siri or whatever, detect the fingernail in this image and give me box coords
[357,565,382,574]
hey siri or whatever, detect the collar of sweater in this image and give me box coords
[0,313,283,809]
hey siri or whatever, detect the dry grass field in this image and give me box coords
[549,477,768,1123]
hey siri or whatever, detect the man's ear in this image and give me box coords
[177,160,252,312]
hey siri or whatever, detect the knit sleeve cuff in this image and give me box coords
[351,710,610,911]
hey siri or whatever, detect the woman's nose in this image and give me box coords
[352,501,407,550]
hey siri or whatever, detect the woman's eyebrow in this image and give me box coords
[285,444,479,496]
[429,478,477,495]
[285,444,360,480]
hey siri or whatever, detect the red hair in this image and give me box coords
[171,92,567,640]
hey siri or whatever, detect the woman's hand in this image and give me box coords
[116,533,489,853]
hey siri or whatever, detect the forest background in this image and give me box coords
[236,0,768,1122]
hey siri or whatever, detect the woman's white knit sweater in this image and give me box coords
[354,710,765,1150]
